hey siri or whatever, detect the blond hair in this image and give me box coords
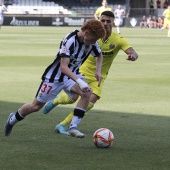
[81,19,106,38]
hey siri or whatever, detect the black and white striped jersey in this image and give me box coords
[42,30,102,83]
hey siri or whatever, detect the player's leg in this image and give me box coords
[116,20,120,34]
[59,101,94,126]
[42,92,77,114]
[63,79,92,138]
[117,25,120,34]
[167,22,170,37]
[55,101,94,134]
[46,92,79,135]
[43,75,84,114]
[56,78,103,136]
[58,91,100,128]
[162,19,168,30]
[4,99,45,136]
[4,81,64,136]
[114,18,120,34]
[118,19,123,34]
[0,17,4,29]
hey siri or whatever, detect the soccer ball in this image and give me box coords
[93,128,114,148]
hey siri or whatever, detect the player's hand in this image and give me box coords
[95,72,102,87]
[82,87,92,93]
[127,54,138,61]
[76,78,91,92]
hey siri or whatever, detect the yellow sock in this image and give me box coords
[60,111,74,126]
[60,102,94,126]
[53,93,75,106]
[168,30,170,37]
[85,102,94,115]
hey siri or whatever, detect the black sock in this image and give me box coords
[15,111,24,121]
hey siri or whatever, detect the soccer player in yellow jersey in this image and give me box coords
[162,5,170,37]
[43,11,138,136]
[94,0,112,20]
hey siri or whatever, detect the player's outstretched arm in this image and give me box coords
[125,47,138,61]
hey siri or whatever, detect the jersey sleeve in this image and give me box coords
[91,42,102,57]
[119,37,132,51]
[59,36,73,58]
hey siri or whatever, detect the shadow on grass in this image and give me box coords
[0,100,170,170]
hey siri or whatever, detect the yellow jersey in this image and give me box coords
[80,32,131,79]
[163,9,170,20]
[95,6,112,17]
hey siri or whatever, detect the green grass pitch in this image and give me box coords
[0,26,170,170]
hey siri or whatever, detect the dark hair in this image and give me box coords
[101,11,115,18]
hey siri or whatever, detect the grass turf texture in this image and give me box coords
[0,26,170,170]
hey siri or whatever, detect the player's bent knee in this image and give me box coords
[82,90,92,98]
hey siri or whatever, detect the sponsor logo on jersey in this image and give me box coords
[39,93,43,98]
[84,46,89,53]
[102,51,114,56]
[109,43,115,49]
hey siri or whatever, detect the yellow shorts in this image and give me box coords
[84,74,105,98]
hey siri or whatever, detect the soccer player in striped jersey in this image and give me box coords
[42,11,138,136]
[4,19,106,138]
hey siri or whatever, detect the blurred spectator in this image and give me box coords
[94,0,112,20]
[140,15,147,28]
[157,17,164,29]
[114,4,125,34]
[149,0,154,15]
[151,16,158,28]
[163,0,168,8]
[156,0,161,8]
[147,15,152,28]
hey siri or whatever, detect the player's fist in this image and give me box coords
[127,54,138,61]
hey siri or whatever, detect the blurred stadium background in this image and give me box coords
[2,0,170,27]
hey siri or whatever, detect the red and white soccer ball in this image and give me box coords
[93,128,114,148]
